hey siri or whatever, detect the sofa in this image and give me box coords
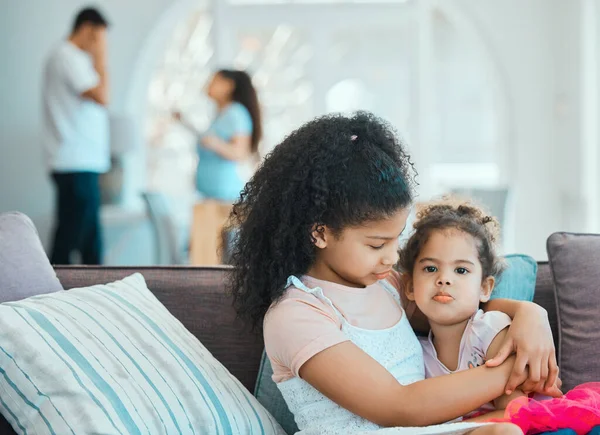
[0,260,575,434]
[0,212,599,434]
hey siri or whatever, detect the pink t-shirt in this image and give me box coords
[263,271,414,383]
[419,310,512,378]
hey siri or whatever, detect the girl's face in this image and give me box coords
[310,208,409,288]
[405,229,494,327]
[206,73,234,103]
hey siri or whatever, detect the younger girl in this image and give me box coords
[228,112,560,435]
[398,199,600,434]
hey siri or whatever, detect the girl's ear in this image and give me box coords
[479,276,496,303]
[310,224,328,249]
[402,274,416,301]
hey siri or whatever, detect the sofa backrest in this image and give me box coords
[532,262,558,352]
[55,266,264,394]
[54,263,560,392]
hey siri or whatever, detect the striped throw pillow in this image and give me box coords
[0,273,284,435]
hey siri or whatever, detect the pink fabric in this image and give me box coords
[263,271,408,382]
[489,383,600,434]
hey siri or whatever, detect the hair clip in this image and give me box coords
[350,135,358,141]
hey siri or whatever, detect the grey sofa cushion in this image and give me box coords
[254,352,298,435]
[0,212,63,302]
[547,232,600,391]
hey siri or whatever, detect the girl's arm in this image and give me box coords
[483,299,558,394]
[201,135,252,161]
[485,328,527,410]
[299,341,522,427]
[464,410,507,422]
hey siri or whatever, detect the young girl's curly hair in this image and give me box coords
[227,112,417,329]
[398,198,507,281]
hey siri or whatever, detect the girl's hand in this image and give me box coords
[485,302,559,396]
[519,376,563,398]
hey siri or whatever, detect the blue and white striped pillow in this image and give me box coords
[0,273,284,435]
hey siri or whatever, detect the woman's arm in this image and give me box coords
[483,299,558,394]
[299,341,520,427]
[172,112,203,136]
[201,135,252,161]
[172,111,252,161]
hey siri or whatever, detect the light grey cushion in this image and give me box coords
[0,212,63,302]
[547,232,600,391]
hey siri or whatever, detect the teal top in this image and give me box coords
[197,102,253,201]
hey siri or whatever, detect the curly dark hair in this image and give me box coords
[227,112,417,329]
[398,198,507,282]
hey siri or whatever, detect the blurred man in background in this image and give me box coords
[43,7,110,265]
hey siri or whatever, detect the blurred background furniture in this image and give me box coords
[142,191,186,265]
[189,200,232,265]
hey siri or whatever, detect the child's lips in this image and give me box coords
[374,270,391,280]
[432,294,454,304]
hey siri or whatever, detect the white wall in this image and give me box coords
[549,0,586,233]
[0,0,595,261]
[456,0,595,259]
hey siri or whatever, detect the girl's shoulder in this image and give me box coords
[264,283,341,330]
[471,309,512,329]
[468,309,512,353]
[263,281,347,381]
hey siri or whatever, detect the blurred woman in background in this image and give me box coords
[174,69,262,201]
[174,69,262,264]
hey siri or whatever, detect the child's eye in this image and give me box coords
[455,267,469,275]
[369,244,385,250]
[424,266,437,273]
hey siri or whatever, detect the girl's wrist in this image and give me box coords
[493,354,518,394]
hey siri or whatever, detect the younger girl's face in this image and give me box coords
[406,229,494,327]
[310,208,409,288]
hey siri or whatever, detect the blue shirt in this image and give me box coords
[197,102,253,201]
